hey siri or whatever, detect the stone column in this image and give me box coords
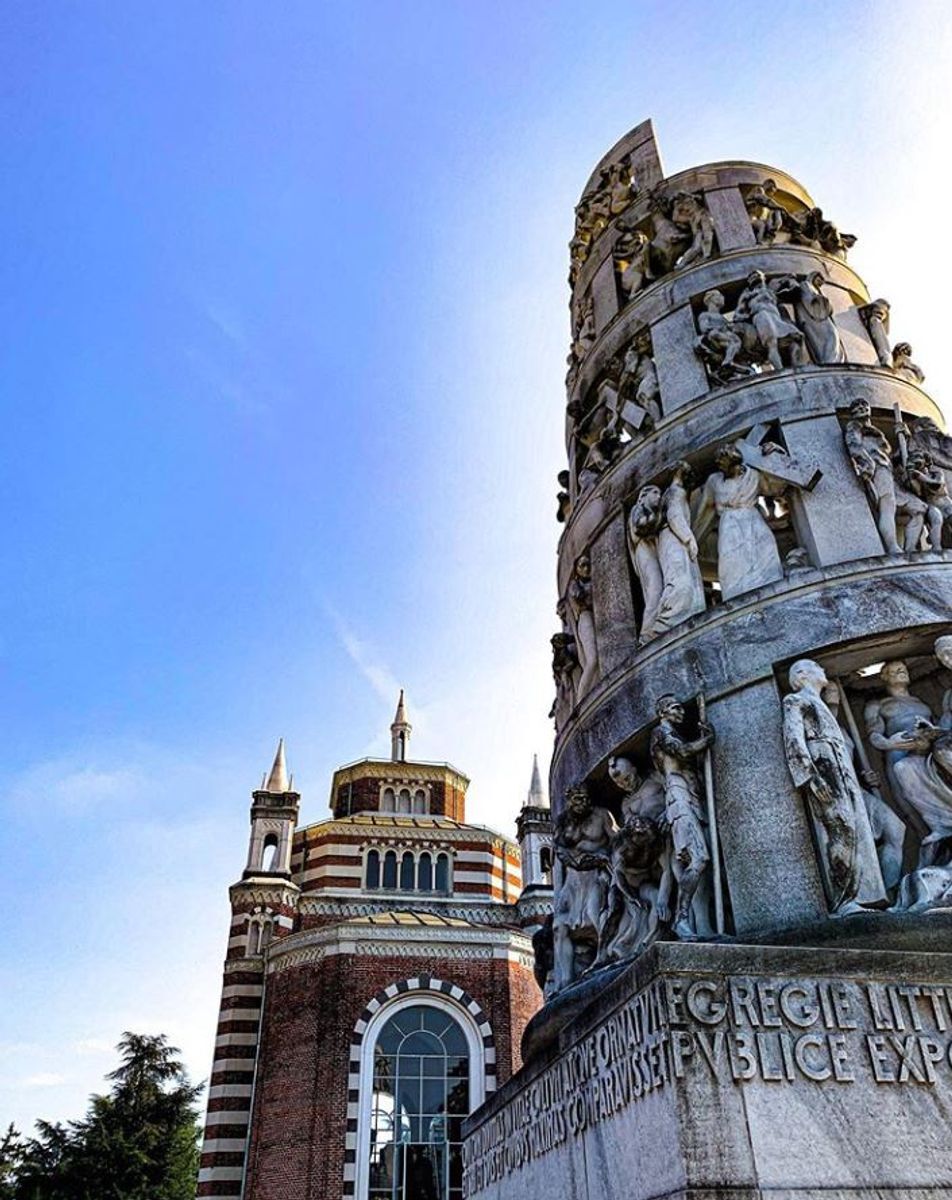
[588,513,638,677]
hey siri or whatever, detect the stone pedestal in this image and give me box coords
[464,928,952,1200]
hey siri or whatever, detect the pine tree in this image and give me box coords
[5,1033,203,1200]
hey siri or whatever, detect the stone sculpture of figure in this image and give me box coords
[790,206,856,255]
[627,484,665,641]
[577,427,620,494]
[613,229,652,302]
[650,695,715,940]
[568,229,591,286]
[593,815,672,967]
[694,290,755,383]
[745,179,785,243]
[892,342,925,385]
[774,272,845,365]
[552,785,617,989]
[937,636,952,731]
[865,660,952,866]
[822,680,906,894]
[861,298,892,367]
[782,660,884,914]
[670,190,715,268]
[556,470,572,524]
[608,159,635,216]
[568,555,599,696]
[617,335,662,424]
[693,441,792,600]
[646,190,691,277]
[608,754,666,823]
[909,417,952,488]
[905,450,952,549]
[657,462,706,629]
[549,629,579,725]
[844,399,921,555]
[733,270,808,371]
[572,295,596,361]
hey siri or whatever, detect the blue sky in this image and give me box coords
[2,0,951,1133]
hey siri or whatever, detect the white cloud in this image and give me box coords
[20,1074,67,1089]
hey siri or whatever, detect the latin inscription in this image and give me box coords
[461,974,952,1196]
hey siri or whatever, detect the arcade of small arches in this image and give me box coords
[245,906,276,957]
[379,785,430,815]
[364,847,453,894]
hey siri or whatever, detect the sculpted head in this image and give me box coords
[746,269,766,288]
[608,755,639,792]
[672,459,696,489]
[893,342,913,359]
[565,785,592,819]
[848,398,871,421]
[789,658,828,693]
[868,298,890,322]
[575,554,591,581]
[656,693,685,724]
[702,288,725,312]
[935,636,952,671]
[763,179,777,195]
[714,442,744,474]
[808,270,825,290]
[880,660,910,688]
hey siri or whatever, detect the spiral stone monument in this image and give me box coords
[463,121,952,1200]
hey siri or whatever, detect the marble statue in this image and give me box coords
[822,680,906,894]
[646,189,691,277]
[774,272,846,364]
[694,289,755,383]
[670,190,715,268]
[905,450,952,549]
[844,399,921,555]
[937,635,952,730]
[549,604,579,726]
[608,159,635,216]
[617,335,662,424]
[573,295,596,361]
[607,755,666,823]
[627,465,706,642]
[531,914,555,997]
[556,470,571,524]
[790,206,856,256]
[613,228,651,302]
[650,695,715,940]
[861,298,892,367]
[734,270,808,371]
[593,814,671,966]
[909,418,952,496]
[745,179,785,243]
[694,441,793,600]
[892,342,925,385]
[783,660,885,914]
[577,427,620,494]
[552,785,617,988]
[568,555,599,695]
[865,659,952,866]
[627,484,665,641]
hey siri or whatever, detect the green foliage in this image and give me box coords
[3,1033,203,1200]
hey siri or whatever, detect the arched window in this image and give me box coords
[247,920,262,957]
[418,852,433,892]
[381,788,396,813]
[540,846,553,879]
[261,834,279,872]
[400,851,416,891]
[366,849,381,890]
[412,789,427,814]
[363,1003,477,1200]
[383,850,398,889]
[435,853,450,894]
[397,788,411,814]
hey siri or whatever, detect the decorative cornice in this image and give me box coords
[296,819,519,851]
[229,880,300,907]
[297,896,524,925]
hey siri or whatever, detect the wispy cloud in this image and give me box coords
[325,604,402,704]
[21,1073,67,1089]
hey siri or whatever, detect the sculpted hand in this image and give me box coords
[687,536,699,561]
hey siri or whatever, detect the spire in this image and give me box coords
[264,738,289,793]
[391,689,412,762]
[527,753,547,808]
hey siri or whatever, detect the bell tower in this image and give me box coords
[244,738,299,879]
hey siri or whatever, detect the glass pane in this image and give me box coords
[397,1078,420,1116]
[400,851,416,890]
[435,854,449,892]
[446,1117,463,1142]
[445,1055,468,1079]
[418,853,432,891]
[402,1030,442,1056]
[383,851,397,888]
[446,1081,469,1114]
[366,850,380,889]
[421,1055,446,1077]
[420,1077,446,1114]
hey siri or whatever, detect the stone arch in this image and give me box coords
[344,976,496,1199]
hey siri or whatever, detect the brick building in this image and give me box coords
[197,693,552,1200]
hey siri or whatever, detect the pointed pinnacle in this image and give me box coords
[264,738,289,793]
[528,753,547,807]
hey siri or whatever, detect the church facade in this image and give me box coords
[197,694,552,1200]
